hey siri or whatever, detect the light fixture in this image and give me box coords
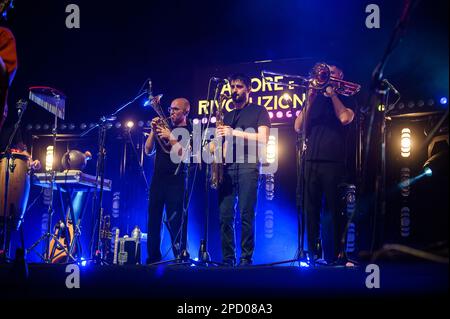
[282,93,292,102]
[46,145,54,171]
[401,128,411,158]
[126,121,135,129]
[266,135,277,164]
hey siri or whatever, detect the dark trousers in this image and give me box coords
[147,174,187,263]
[218,165,259,263]
[303,161,344,262]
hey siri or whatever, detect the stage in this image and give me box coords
[1,260,447,300]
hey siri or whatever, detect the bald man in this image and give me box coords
[144,98,191,264]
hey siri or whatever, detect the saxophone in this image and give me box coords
[211,93,229,189]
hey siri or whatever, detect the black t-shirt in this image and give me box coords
[223,103,271,169]
[304,94,351,162]
[153,122,192,178]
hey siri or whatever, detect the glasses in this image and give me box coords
[168,107,182,113]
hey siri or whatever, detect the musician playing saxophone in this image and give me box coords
[144,98,191,264]
[215,74,270,267]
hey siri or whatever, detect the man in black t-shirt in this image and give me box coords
[144,97,192,263]
[294,64,355,265]
[216,74,271,266]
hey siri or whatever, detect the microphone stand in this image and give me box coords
[360,0,417,253]
[82,91,147,264]
[197,81,225,266]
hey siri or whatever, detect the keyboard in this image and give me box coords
[33,170,112,191]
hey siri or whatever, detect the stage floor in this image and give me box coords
[0,261,447,300]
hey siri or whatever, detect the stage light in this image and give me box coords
[26,124,33,130]
[282,93,292,102]
[89,123,96,128]
[43,124,50,130]
[34,124,41,130]
[299,261,310,268]
[264,210,274,238]
[79,257,87,267]
[60,124,67,130]
[296,110,301,117]
[266,135,277,164]
[417,100,425,108]
[407,101,415,109]
[401,128,411,158]
[115,122,122,129]
[193,118,200,125]
[69,124,76,130]
[399,167,411,197]
[146,120,151,127]
[424,167,432,177]
[80,123,87,130]
[427,99,435,106]
[268,112,274,119]
[211,117,217,124]
[440,97,448,105]
[276,111,283,119]
[46,145,54,171]
[138,121,145,127]
[378,104,385,112]
[398,102,405,110]
[201,118,208,124]
[126,121,135,129]
[400,207,410,238]
[286,111,293,118]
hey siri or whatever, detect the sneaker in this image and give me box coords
[238,258,253,267]
[222,259,236,267]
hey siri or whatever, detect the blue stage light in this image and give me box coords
[299,261,310,268]
[424,167,432,177]
[440,97,448,105]
[79,257,87,267]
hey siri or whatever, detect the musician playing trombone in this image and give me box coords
[144,98,191,264]
[294,63,355,266]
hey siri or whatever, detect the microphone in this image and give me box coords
[16,99,28,116]
[382,79,400,95]
[211,77,229,84]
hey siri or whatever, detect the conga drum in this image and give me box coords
[0,152,31,231]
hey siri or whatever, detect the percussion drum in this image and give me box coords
[0,152,30,230]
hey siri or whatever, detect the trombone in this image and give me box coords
[261,62,361,97]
